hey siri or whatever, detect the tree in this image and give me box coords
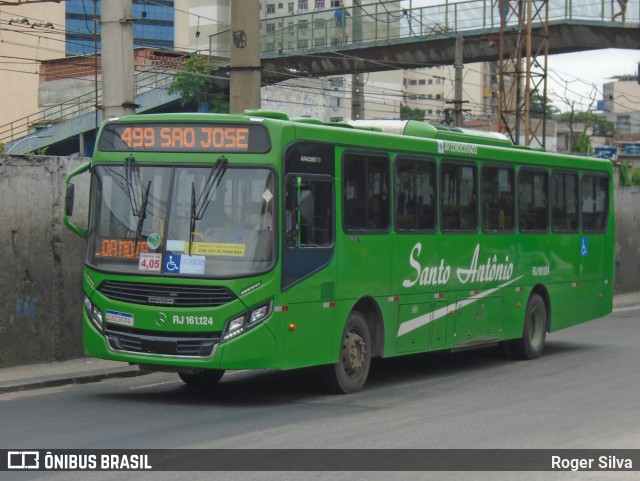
[168,54,228,112]
[557,109,616,154]
[530,92,560,119]
[593,117,616,137]
[554,84,602,153]
[400,104,425,121]
[208,91,230,114]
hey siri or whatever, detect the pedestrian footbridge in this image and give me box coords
[2,0,638,155]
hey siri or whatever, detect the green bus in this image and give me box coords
[64,110,614,393]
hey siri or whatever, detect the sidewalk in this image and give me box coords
[0,357,145,394]
[1,293,638,394]
[612,291,640,309]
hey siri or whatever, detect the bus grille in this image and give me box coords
[105,325,221,357]
[98,281,237,307]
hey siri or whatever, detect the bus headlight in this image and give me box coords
[84,295,103,331]
[222,301,273,342]
[249,304,270,326]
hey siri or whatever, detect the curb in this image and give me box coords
[0,366,149,395]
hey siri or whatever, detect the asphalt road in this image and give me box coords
[2,306,640,481]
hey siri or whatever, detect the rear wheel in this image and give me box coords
[178,369,225,388]
[504,294,547,360]
[325,311,372,394]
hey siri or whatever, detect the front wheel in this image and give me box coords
[325,311,372,394]
[504,294,547,360]
[178,369,225,388]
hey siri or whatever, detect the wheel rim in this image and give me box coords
[528,306,545,349]
[342,329,366,377]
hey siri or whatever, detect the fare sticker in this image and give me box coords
[138,252,162,272]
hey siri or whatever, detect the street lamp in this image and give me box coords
[5,134,54,154]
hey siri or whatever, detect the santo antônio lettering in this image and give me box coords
[403,243,514,288]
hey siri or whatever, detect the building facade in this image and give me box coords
[402,62,500,126]
[601,77,640,135]
[65,0,175,56]
[0,3,65,133]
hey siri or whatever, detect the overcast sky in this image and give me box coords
[546,49,640,112]
[401,0,639,112]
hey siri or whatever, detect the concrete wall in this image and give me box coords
[614,187,640,293]
[0,155,89,368]
[0,155,638,367]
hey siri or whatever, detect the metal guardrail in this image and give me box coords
[0,56,185,145]
[209,0,639,59]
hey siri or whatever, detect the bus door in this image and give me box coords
[338,152,393,300]
[549,170,582,330]
[578,174,610,319]
[444,161,510,346]
[393,155,439,354]
[281,142,337,369]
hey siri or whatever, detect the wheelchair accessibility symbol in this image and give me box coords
[165,255,181,272]
[580,237,588,257]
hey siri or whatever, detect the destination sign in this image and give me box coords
[98,123,270,153]
[95,238,150,259]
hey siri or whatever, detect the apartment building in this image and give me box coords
[601,76,640,135]
[65,0,175,56]
[0,3,65,129]
[403,62,500,125]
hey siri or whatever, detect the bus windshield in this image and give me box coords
[87,163,276,277]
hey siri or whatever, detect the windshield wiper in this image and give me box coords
[124,155,143,217]
[133,180,152,254]
[188,157,228,255]
[189,182,197,255]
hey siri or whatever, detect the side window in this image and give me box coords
[441,162,477,232]
[551,172,579,232]
[285,176,334,248]
[395,157,436,231]
[481,165,514,232]
[343,153,390,232]
[518,169,548,232]
[282,174,334,289]
[582,175,609,232]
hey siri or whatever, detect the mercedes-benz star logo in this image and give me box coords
[155,312,167,327]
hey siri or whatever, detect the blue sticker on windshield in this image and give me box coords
[164,254,205,275]
[164,254,181,273]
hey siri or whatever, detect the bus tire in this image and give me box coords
[325,311,372,394]
[178,369,225,388]
[504,294,547,360]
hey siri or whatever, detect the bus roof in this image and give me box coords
[244,110,537,150]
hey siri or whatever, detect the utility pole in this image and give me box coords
[101,0,136,119]
[230,0,261,114]
[444,35,468,127]
[453,34,464,127]
[351,2,364,120]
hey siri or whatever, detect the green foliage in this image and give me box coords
[530,92,559,119]
[571,132,591,154]
[209,92,230,114]
[400,104,426,121]
[33,146,49,156]
[557,111,615,136]
[593,117,616,137]
[620,163,640,187]
[557,109,616,154]
[0,143,4,153]
[168,54,217,108]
